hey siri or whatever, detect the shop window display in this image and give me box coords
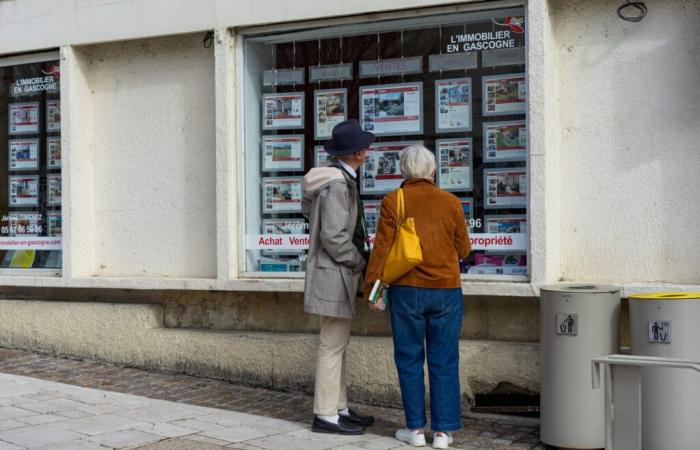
[243,7,528,279]
[0,58,62,272]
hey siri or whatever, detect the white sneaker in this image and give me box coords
[432,432,453,449]
[395,428,427,447]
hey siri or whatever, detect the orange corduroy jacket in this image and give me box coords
[363,178,471,299]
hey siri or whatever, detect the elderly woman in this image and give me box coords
[364,144,471,449]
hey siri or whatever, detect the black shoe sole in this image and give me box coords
[311,425,365,435]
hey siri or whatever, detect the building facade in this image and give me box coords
[0,0,698,409]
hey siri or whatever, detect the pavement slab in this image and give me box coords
[0,348,542,449]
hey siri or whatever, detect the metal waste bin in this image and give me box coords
[540,284,621,449]
[630,292,700,450]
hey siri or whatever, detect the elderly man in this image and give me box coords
[302,119,376,435]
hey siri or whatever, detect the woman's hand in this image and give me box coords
[368,285,385,312]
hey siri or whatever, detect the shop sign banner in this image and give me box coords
[441,17,525,54]
[247,234,310,250]
[359,57,422,78]
[0,237,62,250]
[262,68,305,86]
[469,233,527,251]
[429,53,477,72]
[310,64,353,82]
[482,47,526,67]
[10,74,59,97]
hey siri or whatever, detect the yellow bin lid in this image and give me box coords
[630,292,700,300]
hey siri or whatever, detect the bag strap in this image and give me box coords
[396,188,405,223]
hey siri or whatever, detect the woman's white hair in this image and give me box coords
[400,144,436,180]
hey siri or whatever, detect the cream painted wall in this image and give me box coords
[78,34,217,278]
[553,0,700,283]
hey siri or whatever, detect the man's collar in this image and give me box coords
[338,159,357,179]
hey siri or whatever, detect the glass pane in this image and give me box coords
[243,8,528,279]
[0,59,62,272]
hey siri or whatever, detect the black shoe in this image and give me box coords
[339,408,375,427]
[312,415,365,435]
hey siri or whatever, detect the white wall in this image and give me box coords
[553,0,700,283]
[0,0,698,293]
[78,34,217,278]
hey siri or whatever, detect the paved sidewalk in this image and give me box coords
[0,349,542,449]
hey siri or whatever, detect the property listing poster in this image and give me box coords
[262,93,304,130]
[262,135,304,172]
[9,176,39,206]
[47,137,61,168]
[47,174,62,206]
[459,197,475,232]
[484,215,527,234]
[314,89,347,140]
[483,74,527,116]
[436,138,472,191]
[483,121,527,162]
[9,102,40,135]
[483,168,527,208]
[46,100,61,132]
[435,78,472,132]
[262,177,303,213]
[467,254,527,276]
[360,83,423,136]
[48,212,62,236]
[363,201,380,246]
[361,142,419,194]
[9,139,39,170]
[7,212,42,237]
[262,218,308,255]
[314,146,331,167]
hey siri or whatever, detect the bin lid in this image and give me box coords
[540,283,620,293]
[630,292,700,300]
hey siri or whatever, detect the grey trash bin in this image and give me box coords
[630,292,700,450]
[540,284,621,449]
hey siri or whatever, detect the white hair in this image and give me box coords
[400,144,436,180]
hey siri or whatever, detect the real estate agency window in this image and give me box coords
[0,54,62,275]
[242,6,529,280]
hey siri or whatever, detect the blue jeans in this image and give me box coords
[389,285,463,432]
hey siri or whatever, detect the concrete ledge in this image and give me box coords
[0,300,539,408]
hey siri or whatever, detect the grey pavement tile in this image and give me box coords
[286,428,370,445]
[133,422,198,438]
[51,413,151,436]
[0,421,25,432]
[243,433,334,450]
[345,436,405,449]
[196,412,262,427]
[244,417,306,433]
[56,410,94,419]
[0,423,84,448]
[0,440,24,450]
[18,398,88,415]
[0,408,35,421]
[33,438,111,449]
[114,404,209,424]
[86,429,163,449]
[198,425,268,444]
[169,418,227,433]
[15,413,68,426]
[184,434,235,446]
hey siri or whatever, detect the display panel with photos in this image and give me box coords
[0,58,63,271]
[243,6,529,277]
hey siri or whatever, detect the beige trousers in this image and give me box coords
[313,315,352,416]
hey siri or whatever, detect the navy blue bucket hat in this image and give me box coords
[324,119,376,156]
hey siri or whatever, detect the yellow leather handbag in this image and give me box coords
[381,188,423,284]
